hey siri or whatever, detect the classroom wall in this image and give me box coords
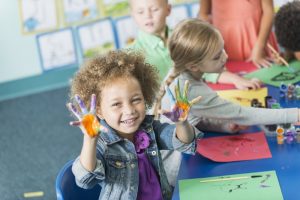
[0,0,290,101]
[0,1,41,84]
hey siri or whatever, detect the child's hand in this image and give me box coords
[228,123,249,133]
[232,76,262,90]
[161,80,202,122]
[67,94,107,137]
[249,43,272,68]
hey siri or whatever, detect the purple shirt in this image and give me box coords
[134,130,163,200]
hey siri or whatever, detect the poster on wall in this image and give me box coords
[77,18,117,59]
[114,16,138,49]
[101,0,129,17]
[167,4,190,29]
[19,0,58,34]
[189,2,200,18]
[36,28,78,71]
[62,0,100,25]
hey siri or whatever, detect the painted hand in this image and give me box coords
[162,80,202,122]
[67,94,107,137]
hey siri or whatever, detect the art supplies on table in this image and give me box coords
[179,171,283,200]
[216,87,268,107]
[245,60,300,87]
[197,132,272,162]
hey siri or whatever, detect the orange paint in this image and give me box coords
[176,102,189,119]
[82,114,100,137]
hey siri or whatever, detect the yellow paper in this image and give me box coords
[217,87,268,107]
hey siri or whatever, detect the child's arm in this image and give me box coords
[198,0,212,22]
[67,94,107,171]
[218,71,262,90]
[249,0,274,68]
[160,80,202,143]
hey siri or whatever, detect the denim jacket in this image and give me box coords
[72,115,202,200]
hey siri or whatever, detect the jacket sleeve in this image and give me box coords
[72,142,106,189]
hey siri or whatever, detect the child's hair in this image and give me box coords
[154,18,221,117]
[70,50,160,110]
[274,1,300,60]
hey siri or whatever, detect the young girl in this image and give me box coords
[199,0,278,68]
[67,50,201,200]
[155,18,300,186]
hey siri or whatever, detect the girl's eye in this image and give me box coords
[112,103,120,107]
[151,8,159,12]
[132,98,142,103]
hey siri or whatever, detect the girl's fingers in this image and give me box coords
[183,80,189,99]
[75,94,88,114]
[66,103,81,120]
[90,94,96,113]
[165,86,176,106]
[189,96,202,106]
[70,121,81,126]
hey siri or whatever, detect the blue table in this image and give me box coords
[172,85,300,200]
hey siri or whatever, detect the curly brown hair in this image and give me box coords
[70,50,160,110]
[275,1,300,53]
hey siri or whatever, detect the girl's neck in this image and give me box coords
[188,70,203,81]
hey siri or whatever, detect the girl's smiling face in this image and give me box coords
[97,76,146,140]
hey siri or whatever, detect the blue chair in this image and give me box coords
[55,159,101,200]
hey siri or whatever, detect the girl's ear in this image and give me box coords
[166,4,172,16]
[186,64,198,72]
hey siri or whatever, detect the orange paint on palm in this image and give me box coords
[176,102,189,118]
[81,114,100,137]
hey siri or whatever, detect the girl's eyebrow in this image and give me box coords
[213,45,224,59]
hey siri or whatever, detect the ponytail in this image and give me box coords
[153,68,180,119]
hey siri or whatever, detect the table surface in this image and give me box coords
[172,85,300,200]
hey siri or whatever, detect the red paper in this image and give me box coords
[207,61,258,90]
[197,132,272,162]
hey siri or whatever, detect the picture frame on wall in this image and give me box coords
[76,18,117,59]
[19,0,58,34]
[36,28,78,71]
[62,0,100,25]
[114,16,138,49]
[101,0,129,18]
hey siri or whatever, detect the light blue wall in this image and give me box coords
[0,0,42,84]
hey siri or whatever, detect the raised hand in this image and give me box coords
[67,94,107,137]
[162,80,202,122]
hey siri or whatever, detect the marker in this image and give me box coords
[199,175,263,183]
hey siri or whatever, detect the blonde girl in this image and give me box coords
[156,19,300,186]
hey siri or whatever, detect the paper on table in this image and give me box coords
[197,132,272,162]
[245,60,300,87]
[216,87,268,107]
[179,171,283,200]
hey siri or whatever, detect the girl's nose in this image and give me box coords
[124,105,136,115]
[145,9,152,18]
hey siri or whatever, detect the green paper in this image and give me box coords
[179,171,283,200]
[244,60,300,87]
